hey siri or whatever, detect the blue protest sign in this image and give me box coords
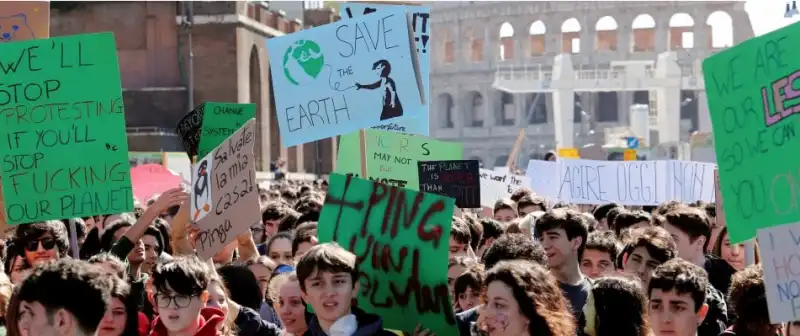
[341,2,431,136]
[626,137,639,149]
[267,6,424,147]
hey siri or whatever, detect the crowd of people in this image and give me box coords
[0,176,789,336]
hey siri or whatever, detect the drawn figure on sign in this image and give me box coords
[0,14,35,42]
[193,160,211,221]
[355,59,404,120]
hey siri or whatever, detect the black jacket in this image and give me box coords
[235,306,283,336]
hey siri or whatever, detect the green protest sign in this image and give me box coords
[336,129,463,190]
[318,173,457,336]
[0,32,133,225]
[197,102,256,158]
[702,21,800,243]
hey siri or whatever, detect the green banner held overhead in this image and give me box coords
[702,21,800,243]
[197,102,256,158]
[336,129,463,190]
[0,32,133,224]
[318,173,457,336]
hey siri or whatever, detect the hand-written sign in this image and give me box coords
[318,173,457,336]
[267,6,424,147]
[478,169,531,208]
[702,21,800,242]
[341,3,431,135]
[176,104,204,158]
[335,129,463,190]
[197,102,256,158]
[192,119,260,260]
[757,222,800,323]
[0,2,49,43]
[556,160,716,205]
[418,160,480,208]
[0,32,133,224]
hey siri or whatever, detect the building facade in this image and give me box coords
[430,1,752,167]
[50,1,339,174]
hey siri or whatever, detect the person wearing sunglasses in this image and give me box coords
[15,220,70,266]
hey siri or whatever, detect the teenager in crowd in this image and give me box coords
[265,233,294,266]
[449,218,472,258]
[475,218,504,258]
[492,199,518,223]
[476,260,575,336]
[721,264,778,336]
[611,211,652,236]
[269,272,308,336]
[583,276,650,336]
[711,227,758,272]
[533,208,591,316]
[620,226,678,287]
[453,263,484,313]
[17,259,118,336]
[15,221,69,266]
[515,193,548,217]
[580,231,620,279]
[291,222,319,261]
[592,203,621,231]
[647,259,709,336]
[448,256,479,298]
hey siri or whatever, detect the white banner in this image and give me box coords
[479,169,530,208]
[525,160,559,201]
[757,222,800,323]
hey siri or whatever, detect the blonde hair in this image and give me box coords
[268,271,298,304]
[0,273,12,316]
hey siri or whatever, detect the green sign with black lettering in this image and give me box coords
[197,102,256,158]
[0,32,133,225]
[702,21,800,242]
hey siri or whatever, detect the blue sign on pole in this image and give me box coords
[626,137,639,149]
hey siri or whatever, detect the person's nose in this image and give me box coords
[731,245,742,256]
[35,242,46,252]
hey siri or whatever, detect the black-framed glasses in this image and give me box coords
[154,293,196,308]
[24,237,56,252]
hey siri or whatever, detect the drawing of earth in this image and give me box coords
[282,40,324,86]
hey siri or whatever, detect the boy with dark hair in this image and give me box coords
[291,222,319,259]
[661,207,735,297]
[17,259,119,336]
[722,264,777,336]
[580,230,620,279]
[149,256,227,335]
[449,217,471,258]
[476,218,503,257]
[648,258,710,336]
[461,214,483,252]
[621,226,678,286]
[612,210,652,236]
[515,194,548,217]
[592,202,621,231]
[509,187,533,203]
[533,208,591,315]
[16,220,71,266]
[296,243,398,335]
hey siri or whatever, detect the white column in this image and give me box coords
[697,91,712,132]
[654,20,668,52]
[655,51,682,143]
[694,23,710,50]
[482,88,495,127]
[618,91,631,125]
[552,53,575,148]
[515,94,527,126]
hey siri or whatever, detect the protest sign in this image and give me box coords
[0,2,49,42]
[418,160,480,208]
[702,21,800,242]
[665,160,716,204]
[757,222,800,323]
[267,6,424,147]
[479,169,531,208]
[336,129,463,190]
[130,164,182,204]
[525,160,559,201]
[176,104,205,158]
[0,33,133,224]
[340,2,430,135]
[557,159,666,205]
[197,103,256,158]
[318,173,457,336]
[191,119,260,260]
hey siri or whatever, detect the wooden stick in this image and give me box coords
[359,130,368,178]
[506,128,526,170]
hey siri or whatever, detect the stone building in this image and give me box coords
[429,1,752,167]
[50,1,340,173]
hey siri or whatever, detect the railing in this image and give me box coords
[495,65,662,82]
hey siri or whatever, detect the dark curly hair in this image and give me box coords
[589,276,650,336]
[14,220,70,258]
[482,233,547,269]
[482,261,575,336]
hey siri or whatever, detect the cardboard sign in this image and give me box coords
[340,2,431,135]
[556,160,716,205]
[0,33,133,224]
[336,129,463,190]
[0,1,49,42]
[525,160,559,201]
[418,160,480,208]
[318,173,457,336]
[267,6,424,147]
[191,119,260,260]
[176,104,205,158]
[757,222,800,323]
[478,169,531,208]
[702,21,800,242]
[197,103,256,158]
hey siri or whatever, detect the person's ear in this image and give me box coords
[572,237,584,252]
[696,303,709,325]
[200,290,209,305]
[53,308,74,335]
[352,279,360,297]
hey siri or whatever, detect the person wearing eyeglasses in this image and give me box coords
[15,220,70,266]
